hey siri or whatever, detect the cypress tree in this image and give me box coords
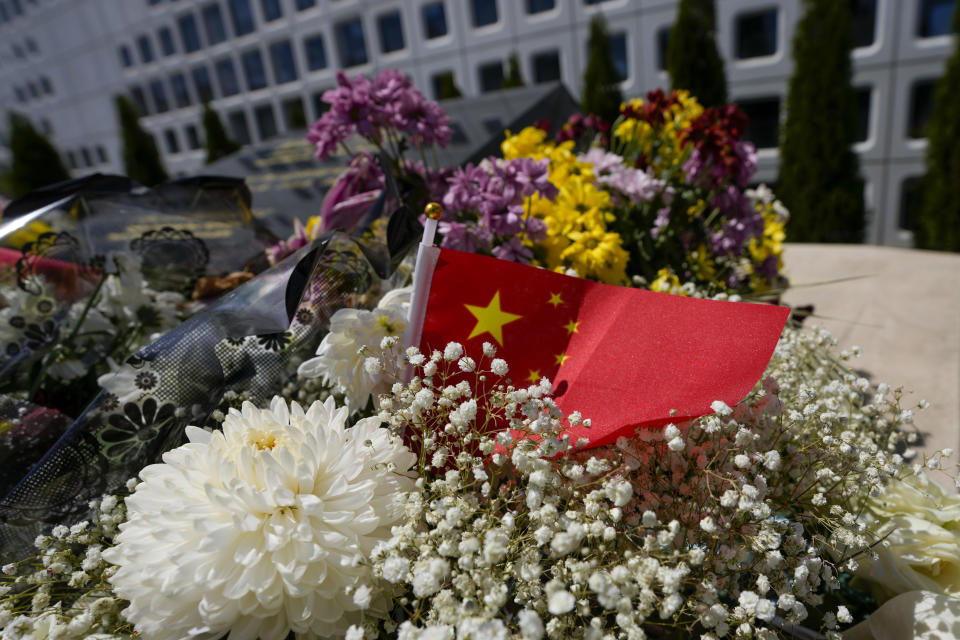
[916,5,960,251]
[436,71,463,101]
[777,0,864,243]
[581,14,624,123]
[4,112,70,198]
[503,54,525,89]
[115,95,168,186]
[666,0,727,107]
[202,101,241,164]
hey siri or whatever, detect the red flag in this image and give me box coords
[417,248,789,449]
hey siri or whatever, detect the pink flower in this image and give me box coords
[319,152,385,233]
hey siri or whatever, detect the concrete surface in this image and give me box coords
[781,244,960,464]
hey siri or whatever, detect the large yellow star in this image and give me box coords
[465,291,522,346]
[548,292,564,308]
[554,352,570,366]
[527,369,541,383]
[563,319,580,335]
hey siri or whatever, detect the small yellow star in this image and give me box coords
[526,369,541,383]
[554,352,570,366]
[548,292,564,308]
[464,291,523,346]
[563,319,580,335]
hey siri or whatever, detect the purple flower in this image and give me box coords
[319,152,385,233]
[651,207,671,239]
[491,236,533,263]
[307,70,452,160]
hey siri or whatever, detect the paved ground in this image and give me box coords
[781,244,960,469]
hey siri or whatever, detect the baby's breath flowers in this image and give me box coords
[102,397,416,640]
[0,491,131,639]
[350,328,923,639]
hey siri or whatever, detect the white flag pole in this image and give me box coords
[403,202,443,350]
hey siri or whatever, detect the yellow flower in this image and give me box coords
[650,268,685,295]
[502,127,549,160]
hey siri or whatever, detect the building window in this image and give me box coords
[216,57,241,96]
[130,86,150,115]
[228,110,251,144]
[738,97,781,148]
[526,0,554,14]
[80,148,93,168]
[471,0,498,27]
[10,0,21,16]
[295,0,316,9]
[229,0,255,36]
[66,151,77,170]
[422,2,448,39]
[0,3,8,22]
[185,124,201,150]
[164,129,180,154]
[735,8,778,59]
[304,33,327,70]
[96,145,108,163]
[261,0,282,22]
[335,17,368,68]
[150,79,170,113]
[118,44,133,68]
[242,48,268,90]
[39,76,52,95]
[431,70,458,100]
[39,119,52,135]
[610,32,627,81]
[282,96,307,129]
[908,79,936,139]
[478,60,504,93]
[158,26,176,56]
[531,50,560,83]
[178,14,203,53]
[378,11,405,53]
[254,103,278,140]
[192,65,215,101]
[137,35,154,64]
[14,86,26,103]
[269,40,298,84]
[899,177,923,231]
[202,3,228,45]
[853,86,872,143]
[917,0,956,37]
[656,27,670,71]
[851,0,877,48]
[25,37,37,55]
[170,73,191,108]
[584,0,614,4]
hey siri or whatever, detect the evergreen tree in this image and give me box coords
[4,112,70,198]
[777,0,864,243]
[115,95,168,186]
[202,101,241,164]
[436,71,463,101]
[916,5,960,251]
[581,14,624,123]
[666,0,727,107]
[503,54,525,89]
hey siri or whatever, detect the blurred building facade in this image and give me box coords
[0,0,955,246]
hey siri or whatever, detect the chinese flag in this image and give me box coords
[416,248,790,449]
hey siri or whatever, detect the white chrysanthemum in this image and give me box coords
[298,286,411,413]
[103,396,416,640]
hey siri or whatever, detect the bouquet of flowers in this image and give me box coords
[0,70,954,640]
